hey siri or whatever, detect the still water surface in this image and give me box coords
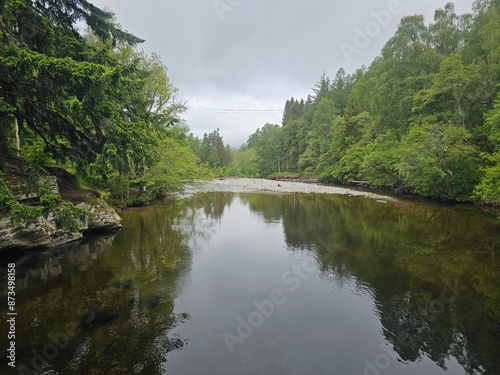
[1,191,500,374]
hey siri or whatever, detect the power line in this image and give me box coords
[186,108,283,114]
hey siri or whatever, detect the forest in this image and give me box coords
[0,0,215,216]
[229,0,500,203]
[1,0,500,217]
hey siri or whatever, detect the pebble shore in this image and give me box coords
[206,178,395,201]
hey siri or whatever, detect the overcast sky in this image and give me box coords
[91,0,475,147]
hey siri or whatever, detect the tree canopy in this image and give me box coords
[0,0,210,208]
[232,0,500,203]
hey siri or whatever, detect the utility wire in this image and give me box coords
[186,108,283,113]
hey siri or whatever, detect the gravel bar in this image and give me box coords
[204,178,396,201]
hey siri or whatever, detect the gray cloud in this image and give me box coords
[92,0,476,146]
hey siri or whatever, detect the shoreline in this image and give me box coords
[203,178,396,201]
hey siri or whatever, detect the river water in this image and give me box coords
[1,190,500,374]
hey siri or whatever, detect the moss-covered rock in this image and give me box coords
[0,168,121,252]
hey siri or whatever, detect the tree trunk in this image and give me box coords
[15,117,20,156]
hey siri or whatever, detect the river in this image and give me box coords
[1,189,499,374]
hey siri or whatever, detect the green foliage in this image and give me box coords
[0,174,88,231]
[399,122,481,200]
[230,147,260,177]
[38,183,62,214]
[22,139,56,166]
[0,176,14,217]
[346,129,401,187]
[413,54,482,127]
[474,152,500,202]
[475,94,500,202]
[190,129,233,170]
[298,98,336,172]
[267,172,300,179]
[0,0,208,209]
[247,124,284,177]
[231,1,500,203]
[125,196,149,207]
[3,0,500,204]
[37,182,88,232]
[0,175,42,224]
[145,137,214,196]
[53,202,88,233]
[485,93,500,150]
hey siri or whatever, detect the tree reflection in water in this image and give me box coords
[240,192,500,375]
[1,192,498,374]
[0,193,234,374]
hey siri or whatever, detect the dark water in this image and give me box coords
[1,191,500,375]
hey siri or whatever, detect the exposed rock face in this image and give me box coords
[8,175,59,201]
[0,198,122,251]
[77,200,122,232]
[0,216,83,250]
[0,171,122,252]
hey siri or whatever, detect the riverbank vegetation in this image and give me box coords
[2,0,500,221]
[0,0,213,217]
[230,1,500,204]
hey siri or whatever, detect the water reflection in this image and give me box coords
[0,192,499,375]
[0,195,232,374]
[0,235,116,294]
[241,193,500,375]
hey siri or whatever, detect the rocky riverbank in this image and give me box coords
[205,178,396,200]
[0,167,122,252]
[0,199,121,251]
